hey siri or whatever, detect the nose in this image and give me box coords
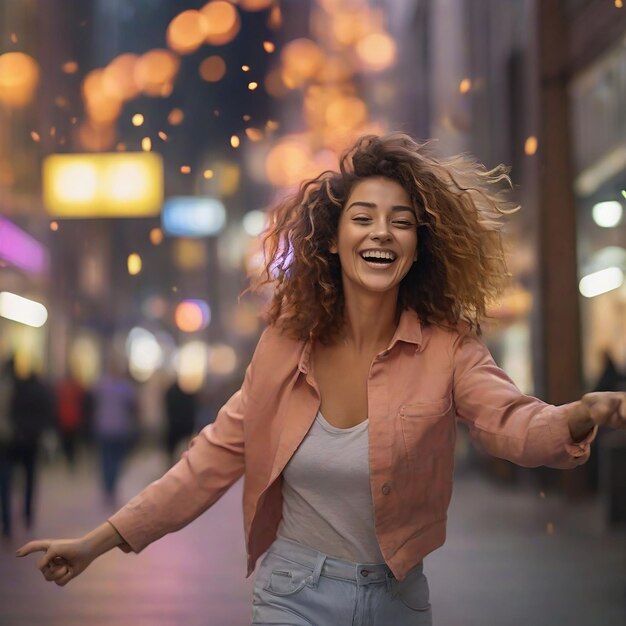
[369,223,392,243]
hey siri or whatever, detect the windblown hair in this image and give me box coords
[251,132,516,344]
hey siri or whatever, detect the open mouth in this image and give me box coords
[359,250,397,265]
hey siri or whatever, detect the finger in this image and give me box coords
[55,568,74,587]
[49,565,68,582]
[16,540,51,557]
[37,550,58,572]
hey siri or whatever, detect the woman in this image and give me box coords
[16,133,626,625]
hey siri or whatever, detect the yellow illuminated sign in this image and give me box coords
[43,152,163,217]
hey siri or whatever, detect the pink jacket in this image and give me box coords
[109,309,595,581]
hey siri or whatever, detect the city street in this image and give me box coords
[1,446,624,626]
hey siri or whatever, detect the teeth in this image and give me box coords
[361,250,396,261]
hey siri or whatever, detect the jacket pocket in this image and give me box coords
[400,397,452,418]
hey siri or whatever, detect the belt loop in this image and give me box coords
[309,553,326,588]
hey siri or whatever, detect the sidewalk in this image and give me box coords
[1,447,624,625]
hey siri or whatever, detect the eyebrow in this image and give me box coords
[346,201,416,214]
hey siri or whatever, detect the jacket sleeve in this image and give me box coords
[108,331,266,553]
[451,332,596,469]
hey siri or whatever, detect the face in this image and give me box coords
[330,177,418,296]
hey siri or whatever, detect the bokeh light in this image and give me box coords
[201,1,241,46]
[167,10,210,55]
[199,56,227,82]
[355,32,396,72]
[175,299,211,332]
[134,49,180,97]
[0,52,40,107]
[127,253,142,275]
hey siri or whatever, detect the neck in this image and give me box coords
[340,288,399,353]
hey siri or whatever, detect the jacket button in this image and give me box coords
[382,483,391,495]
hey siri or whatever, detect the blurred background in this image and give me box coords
[0,0,625,625]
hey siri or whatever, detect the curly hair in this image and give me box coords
[250,132,517,344]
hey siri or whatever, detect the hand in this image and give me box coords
[16,537,98,586]
[581,391,626,430]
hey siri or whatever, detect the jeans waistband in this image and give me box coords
[268,537,407,586]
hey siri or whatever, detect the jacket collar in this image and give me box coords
[297,308,423,374]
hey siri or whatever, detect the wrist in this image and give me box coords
[566,400,596,442]
[83,522,124,558]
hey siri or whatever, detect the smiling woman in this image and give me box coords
[16,133,626,626]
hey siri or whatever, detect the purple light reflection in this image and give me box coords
[0,218,49,274]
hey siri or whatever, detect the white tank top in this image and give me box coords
[277,411,385,564]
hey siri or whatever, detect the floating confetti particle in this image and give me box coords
[546,522,554,535]
[214,110,220,117]
[59,137,67,145]
[615,0,623,8]
[62,61,79,74]
[168,108,184,126]
[30,131,40,142]
[539,491,546,499]
[132,113,144,126]
[158,131,168,141]
[116,142,126,151]
[141,137,152,152]
[70,116,78,124]
[172,286,178,293]
[459,78,472,94]
[50,126,56,137]
[245,128,263,141]
[55,96,69,108]
[10,33,17,43]
[621,189,626,200]
[248,81,258,90]
[242,65,250,71]
[203,169,214,179]
[180,165,191,174]
[243,114,251,121]
[263,41,275,53]
[266,119,279,130]
[49,221,59,231]
[230,135,240,148]
[524,136,538,156]
[149,227,163,245]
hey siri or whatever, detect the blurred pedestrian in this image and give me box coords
[0,358,15,538]
[164,378,197,468]
[17,133,626,624]
[91,360,137,507]
[55,374,86,470]
[9,366,53,532]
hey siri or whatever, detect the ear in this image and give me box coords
[329,241,338,254]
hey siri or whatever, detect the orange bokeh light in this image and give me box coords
[167,10,209,55]
[355,32,397,72]
[0,52,40,107]
[134,49,180,96]
[175,301,209,333]
[201,1,241,46]
[265,139,312,187]
[168,108,185,126]
[199,55,227,82]
[102,54,141,101]
[280,38,324,86]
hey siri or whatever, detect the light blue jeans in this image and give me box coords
[251,537,433,625]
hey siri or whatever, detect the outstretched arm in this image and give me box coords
[15,521,125,586]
